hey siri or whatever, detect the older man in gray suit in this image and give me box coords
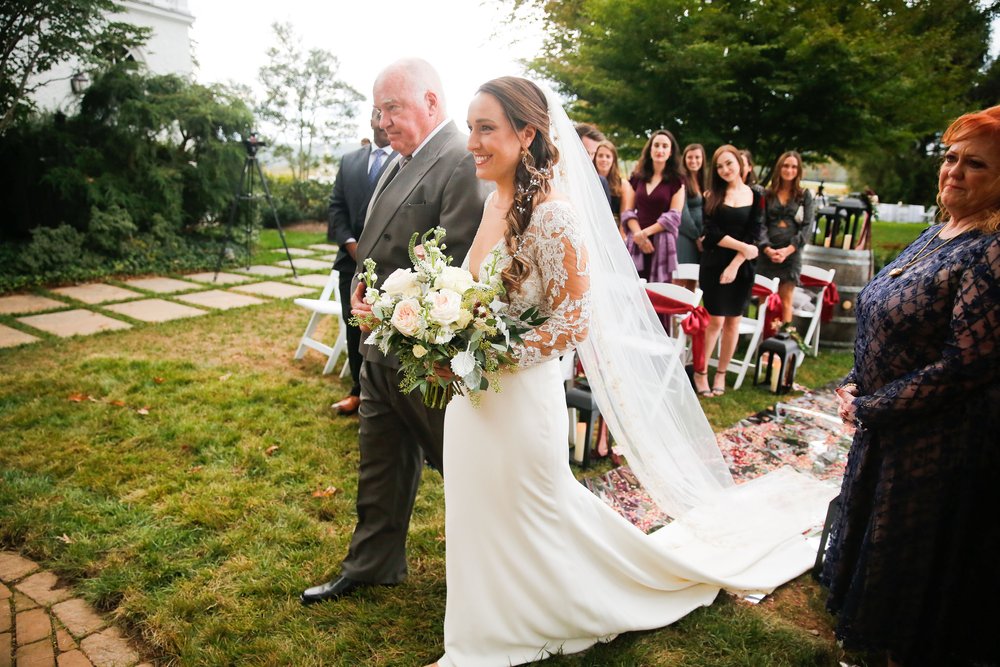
[302,59,490,605]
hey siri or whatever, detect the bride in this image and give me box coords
[428,77,835,667]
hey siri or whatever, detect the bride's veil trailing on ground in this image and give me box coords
[540,82,837,588]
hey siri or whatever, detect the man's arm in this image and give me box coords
[329,156,357,259]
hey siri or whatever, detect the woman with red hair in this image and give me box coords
[825,106,1000,666]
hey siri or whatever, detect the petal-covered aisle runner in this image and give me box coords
[583,385,853,533]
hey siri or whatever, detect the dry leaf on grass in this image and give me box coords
[56,533,74,544]
[110,400,126,407]
[189,465,203,473]
[219,373,232,382]
[136,407,150,415]
[153,377,165,384]
[312,486,340,498]
[67,393,93,402]
[265,445,279,456]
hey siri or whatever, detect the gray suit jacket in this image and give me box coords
[354,121,490,367]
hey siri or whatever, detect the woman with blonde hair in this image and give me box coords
[826,105,1000,666]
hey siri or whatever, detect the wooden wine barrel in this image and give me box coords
[799,245,874,350]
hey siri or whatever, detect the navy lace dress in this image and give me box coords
[821,225,1000,666]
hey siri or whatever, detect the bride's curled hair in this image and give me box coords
[477,77,560,294]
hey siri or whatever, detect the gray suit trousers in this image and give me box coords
[340,359,445,583]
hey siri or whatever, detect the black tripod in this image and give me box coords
[214,133,298,279]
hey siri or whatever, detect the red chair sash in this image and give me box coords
[645,289,709,371]
[751,283,784,338]
[799,275,840,323]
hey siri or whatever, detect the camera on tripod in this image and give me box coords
[242,132,267,157]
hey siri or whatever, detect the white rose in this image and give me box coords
[434,266,475,294]
[390,298,424,337]
[412,344,428,358]
[427,288,463,325]
[381,268,421,298]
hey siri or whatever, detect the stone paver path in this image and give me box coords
[307,243,338,252]
[1,247,334,349]
[0,324,40,349]
[48,285,142,305]
[175,290,266,310]
[237,265,293,277]
[293,274,334,288]
[231,281,315,299]
[103,299,208,323]
[0,295,66,316]
[0,552,150,667]
[182,271,253,285]
[16,310,132,338]
[120,277,199,294]
[275,258,330,271]
[281,247,317,256]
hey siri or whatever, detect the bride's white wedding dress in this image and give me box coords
[440,200,719,666]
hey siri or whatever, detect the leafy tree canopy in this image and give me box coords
[257,22,363,182]
[0,0,149,134]
[516,0,996,187]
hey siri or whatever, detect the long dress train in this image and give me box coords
[437,199,830,666]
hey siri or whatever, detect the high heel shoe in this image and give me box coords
[711,372,727,396]
[694,370,713,397]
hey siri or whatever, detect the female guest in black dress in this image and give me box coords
[695,145,764,397]
[759,151,815,323]
[676,143,707,291]
[826,106,1000,667]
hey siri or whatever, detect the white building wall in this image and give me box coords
[28,0,194,114]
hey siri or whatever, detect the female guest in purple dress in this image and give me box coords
[622,130,685,282]
[826,106,1000,667]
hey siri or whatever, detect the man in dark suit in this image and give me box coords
[301,58,490,605]
[327,109,394,416]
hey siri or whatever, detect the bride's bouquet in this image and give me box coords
[354,227,545,409]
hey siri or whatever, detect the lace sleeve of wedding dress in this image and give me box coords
[512,201,591,369]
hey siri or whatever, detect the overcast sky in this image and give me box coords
[186,0,544,142]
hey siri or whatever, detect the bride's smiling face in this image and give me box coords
[466,92,533,184]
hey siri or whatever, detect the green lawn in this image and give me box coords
[0,227,876,666]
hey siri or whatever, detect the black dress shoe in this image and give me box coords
[300,576,365,605]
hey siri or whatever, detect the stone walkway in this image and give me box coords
[0,552,149,667]
[0,246,338,349]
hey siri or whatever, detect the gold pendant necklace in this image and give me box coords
[888,228,953,278]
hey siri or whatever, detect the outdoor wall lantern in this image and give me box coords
[70,72,90,95]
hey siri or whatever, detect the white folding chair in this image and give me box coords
[293,268,350,376]
[707,274,779,389]
[793,264,836,355]
[644,281,703,361]
[672,262,700,286]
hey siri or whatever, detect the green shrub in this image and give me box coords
[18,224,93,274]
[265,175,331,225]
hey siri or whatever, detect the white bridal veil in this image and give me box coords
[541,83,838,588]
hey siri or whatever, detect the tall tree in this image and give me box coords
[513,0,995,186]
[0,0,148,135]
[257,22,363,182]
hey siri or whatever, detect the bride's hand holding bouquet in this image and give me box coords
[352,227,545,409]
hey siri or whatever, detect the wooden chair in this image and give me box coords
[793,264,836,355]
[293,268,349,376]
